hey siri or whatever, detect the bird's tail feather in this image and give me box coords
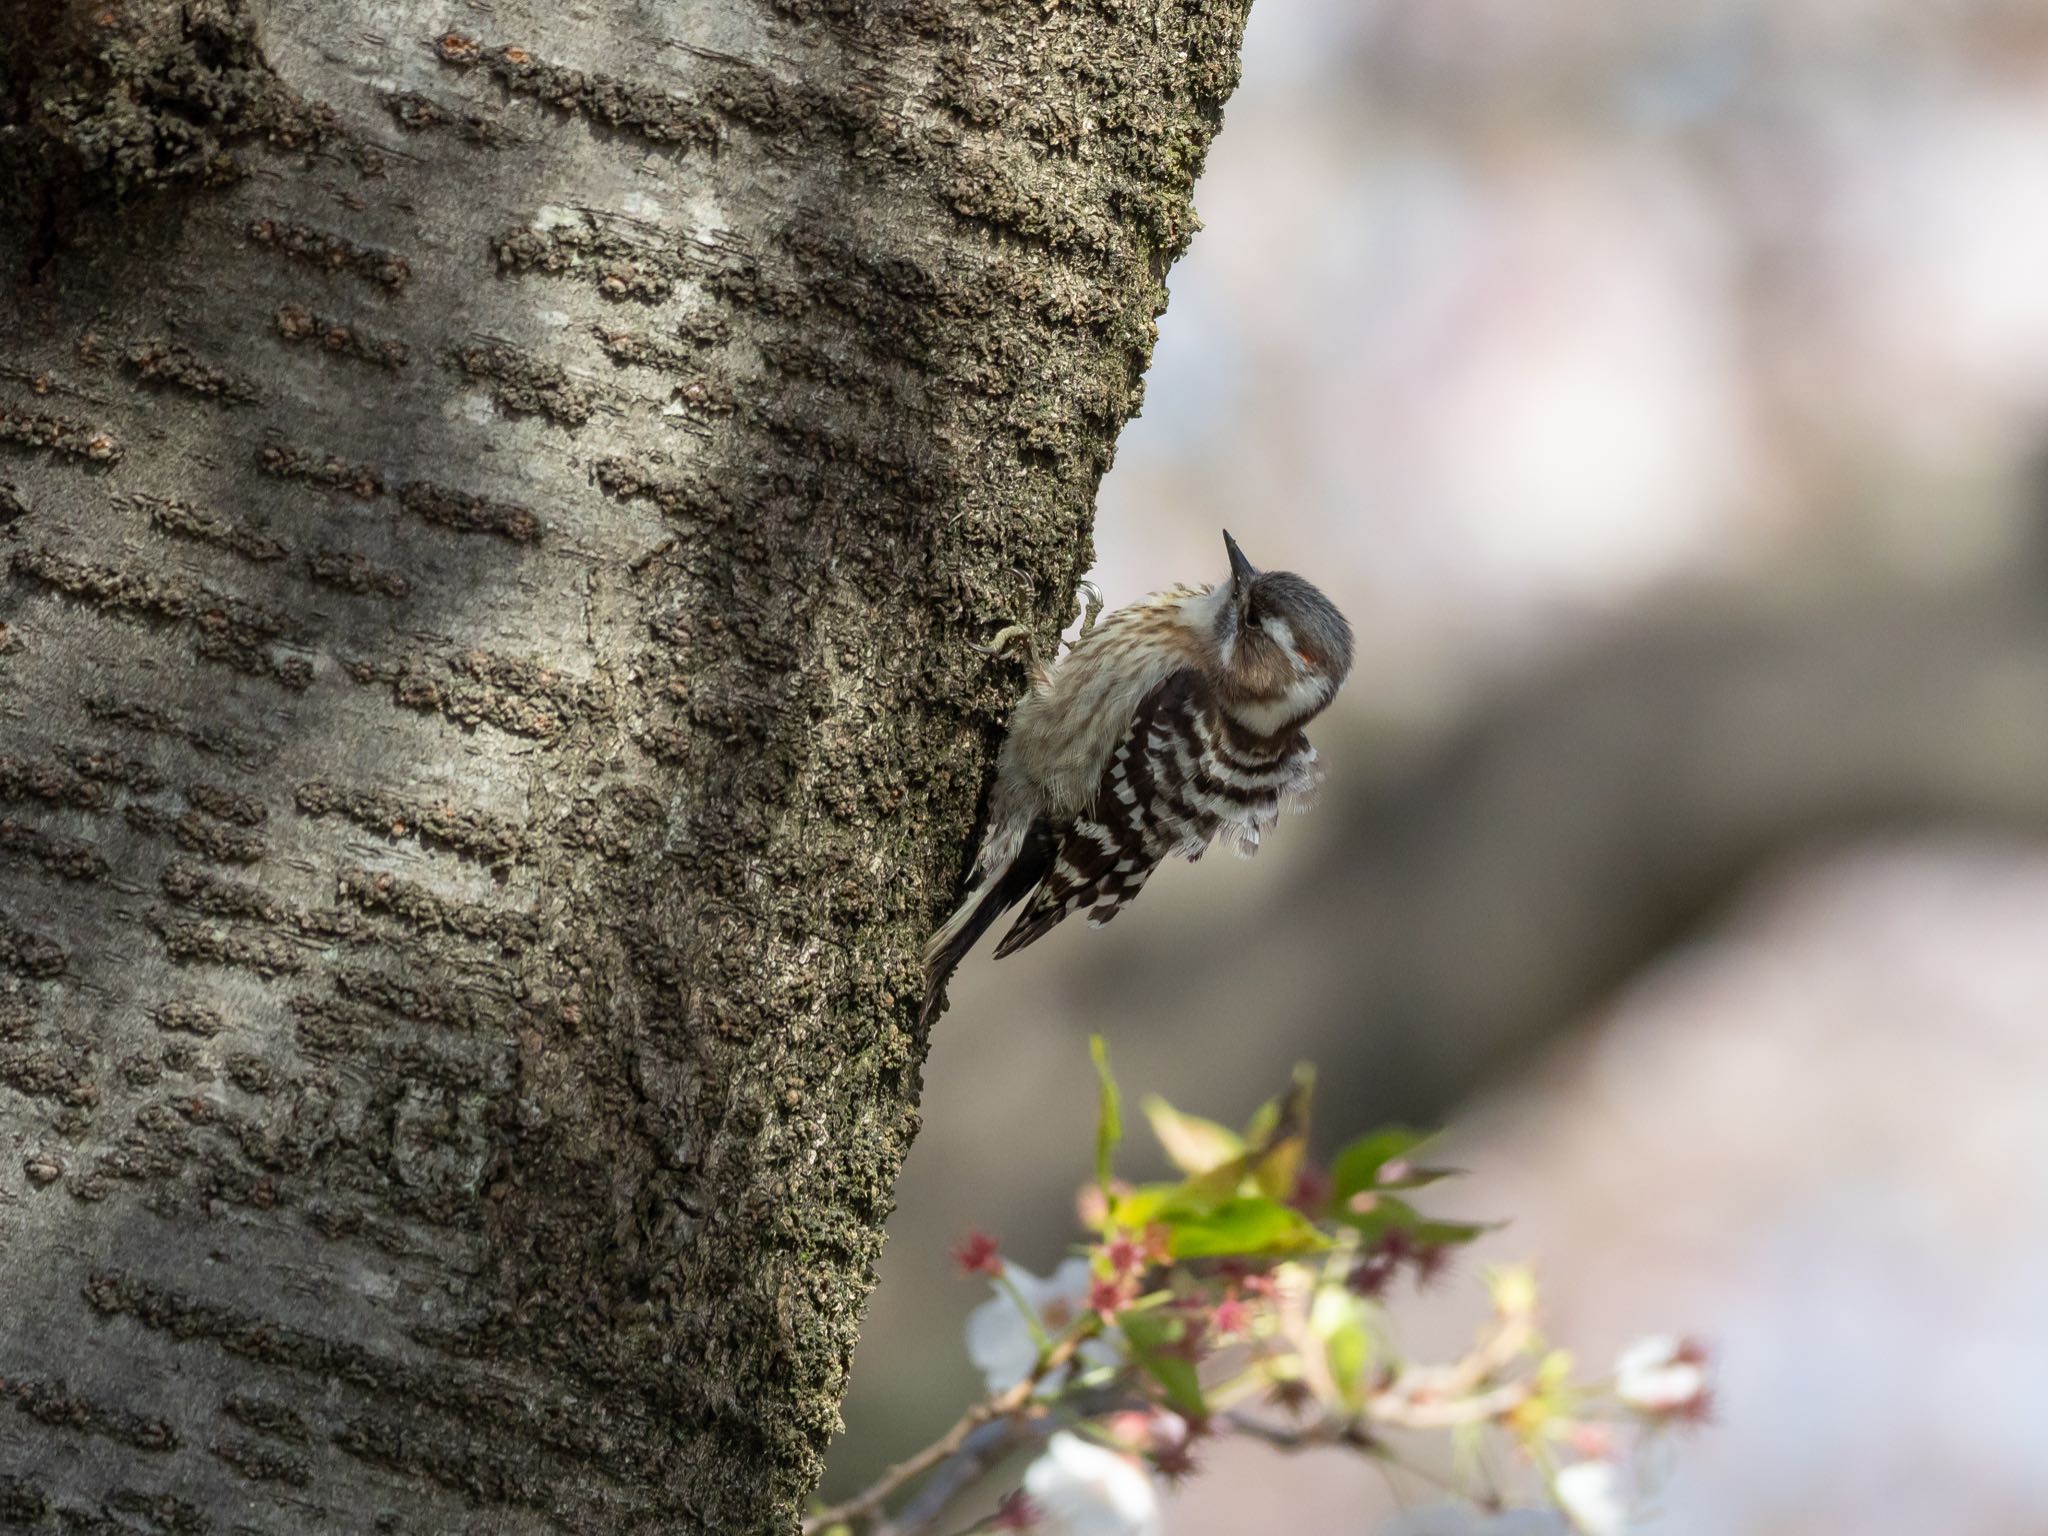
[919,818,1054,1027]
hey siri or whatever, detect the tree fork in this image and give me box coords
[0,0,1254,1529]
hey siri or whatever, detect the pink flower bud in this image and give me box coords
[953,1228,1003,1277]
[989,1489,1042,1530]
[1210,1293,1254,1339]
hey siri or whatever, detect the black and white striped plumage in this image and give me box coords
[922,532,1352,1024]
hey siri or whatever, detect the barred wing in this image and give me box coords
[992,670,1314,959]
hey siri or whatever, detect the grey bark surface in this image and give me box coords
[0,0,1252,1529]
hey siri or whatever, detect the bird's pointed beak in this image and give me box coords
[1223,529,1258,604]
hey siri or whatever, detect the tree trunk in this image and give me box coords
[0,0,1250,1529]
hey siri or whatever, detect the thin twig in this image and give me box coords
[1365,1309,1535,1428]
[1224,1308,1536,1458]
[879,1383,1139,1536]
[820,1301,1533,1532]
[1222,1413,1378,1453]
[1366,1379,1533,1431]
[1223,1413,1468,1498]
[803,1328,1092,1535]
[875,1418,1036,1536]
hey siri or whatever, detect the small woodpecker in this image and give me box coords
[923,531,1354,1023]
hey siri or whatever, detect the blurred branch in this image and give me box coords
[846,1316,1543,1532]
[1075,570,2048,1123]
[805,1328,1094,1535]
[872,1418,1041,1536]
[1372,1301,1536,1424]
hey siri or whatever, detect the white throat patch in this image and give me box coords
[1228,674,1329,736]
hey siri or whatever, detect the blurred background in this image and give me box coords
[831,1,2048,1530]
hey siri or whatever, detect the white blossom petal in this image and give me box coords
[1554,1460,1629,1536]
[1023,1431,1162,1536]
[965,1259,1117,1395]
[964,1290,1040,1396]
[1614,1334,1708,1415]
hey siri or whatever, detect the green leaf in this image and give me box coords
[1105,1181,1179,1232]
[1180,1152,1253,1207]
[1163,1195,1330,1260]
[1331,1191,1422,1243]
[1090,1034,1122,1193]
[1120,1308,1207,1419]
[1332,1191,1494,1249]
[1141,1095,1243,1176]
[1377,1165,1461,1193]
[1410,1217,1494,1248]
[1309,1286,1375,1411]
[1328,1128,1437,1207]
[1249,1066,1314,1201]
[1241,1093,1280,1150]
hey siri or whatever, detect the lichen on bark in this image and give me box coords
[0,0,1255,1529]
[1,0,303,197]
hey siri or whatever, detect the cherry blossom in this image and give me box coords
[1614,1334,1711,1420]
[1021,1432,1162,1536]
[1553,1460,1628,1536]
[965,1259,1123,1394]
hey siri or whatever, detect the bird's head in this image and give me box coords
[1207,530,1354,736]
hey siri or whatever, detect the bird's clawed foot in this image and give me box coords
[972,578,1099,683]
[971,623,1039,664]
[1069,579,1103,646]
[971,623,1050,690]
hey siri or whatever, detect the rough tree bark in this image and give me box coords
[0,0,1253,1529]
